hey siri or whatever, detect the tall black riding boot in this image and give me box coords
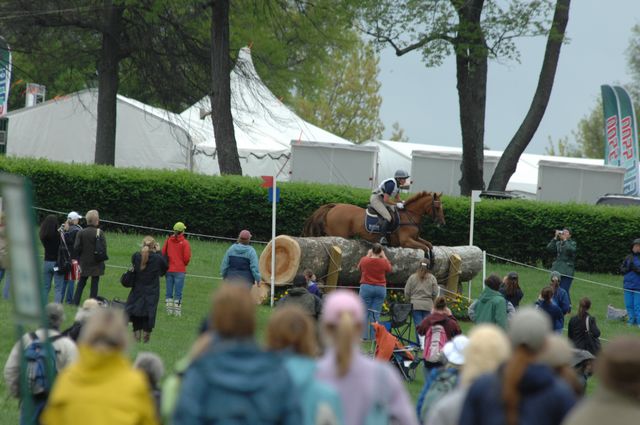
[379,220,390,245]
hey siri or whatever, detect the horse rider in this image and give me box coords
[370,169,409,245]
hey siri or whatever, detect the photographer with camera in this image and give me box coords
[546,227,577,305]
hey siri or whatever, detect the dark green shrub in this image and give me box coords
[1,157,638,273]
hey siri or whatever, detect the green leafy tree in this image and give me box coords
[359,0,570,194]
[389,122,409,143]
[289,36,383,144]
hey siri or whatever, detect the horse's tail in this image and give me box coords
[302,204,336,236]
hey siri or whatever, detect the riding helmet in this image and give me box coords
[394,169,410,179]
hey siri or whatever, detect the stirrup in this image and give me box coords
[379,236,389,246]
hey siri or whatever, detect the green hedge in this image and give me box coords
[1,157,639,274]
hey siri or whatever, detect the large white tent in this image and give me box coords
[6,89,192,170]
[182,47,353,177]
[5,47,353,177]
[368,140,605,195]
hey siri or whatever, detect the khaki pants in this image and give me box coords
[370,194,392,221]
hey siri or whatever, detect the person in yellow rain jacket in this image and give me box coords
[41,308,158,425]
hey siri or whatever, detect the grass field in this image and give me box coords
[1,232,639,423]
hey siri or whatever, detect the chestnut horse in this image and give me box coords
[302,191,445,252]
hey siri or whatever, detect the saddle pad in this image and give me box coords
[364,207,400,234]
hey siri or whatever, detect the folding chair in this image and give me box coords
[381,303,420,348]
[372,322,421,381]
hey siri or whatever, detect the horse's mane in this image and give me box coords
[404,191,433,207]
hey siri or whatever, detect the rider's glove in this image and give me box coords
[396,202,404,209]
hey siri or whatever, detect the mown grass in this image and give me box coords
[1,232,639,422]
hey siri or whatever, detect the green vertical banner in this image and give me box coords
[613,86,639,195]
[601,85,621,166]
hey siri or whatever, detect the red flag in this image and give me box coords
[261,176,273,188]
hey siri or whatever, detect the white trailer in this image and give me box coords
[289,140,379,189]
[410,150,500,195]
[536,160,626,204]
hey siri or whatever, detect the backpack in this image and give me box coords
[24,332,62,395]
[94,229,109,262]
[423,324,448,363]
[418,368,459,423]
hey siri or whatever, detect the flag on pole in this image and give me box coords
[601,85,621,166]
[613,86,639,195]
[0,36,11,117]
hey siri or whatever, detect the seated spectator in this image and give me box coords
[567,297,600,355]
[459,308,576,425]
[538,334,583,396]
[41,308,157,425]
[417,335,468,423]
[61,298,100,342]
[499,271,524,308]
[563,336,640,425]
[134,352,165,419]
[173,284,301,425]
[266,306,344,425]
[303,269,322,297]
[536,286,565,333]
[471,274,508,329]
[550,271,571,315]
[276,274,322,319]
[4,303,78,424]
[316,290,418,425]
[425,325,511,425]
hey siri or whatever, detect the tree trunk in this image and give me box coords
[488,0,571,191]
[210,0,242,175]
[454,0,488,195]
[94,0,122,165]
[258,235,483,288]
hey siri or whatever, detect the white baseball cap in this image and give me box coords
[67,211,82,220]
[443,335,470,366]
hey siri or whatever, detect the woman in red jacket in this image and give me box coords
[162,222,191,317]
[358,243,392,340]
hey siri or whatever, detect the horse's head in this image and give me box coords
[403,191,446,226]
[431,192,445,226]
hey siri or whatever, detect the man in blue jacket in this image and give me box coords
[220,229,261,287]
[620,238,640,326]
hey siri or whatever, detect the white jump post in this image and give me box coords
[482,250,487,289]
[469,190,482,297]
[270,175,277,307]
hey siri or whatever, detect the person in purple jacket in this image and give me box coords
[316,290,419,425]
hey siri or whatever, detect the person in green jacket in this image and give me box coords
[546,227,577,303]
[472,274,508,329]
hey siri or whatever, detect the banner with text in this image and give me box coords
[0,36,11,117]
[601,85,621,166]
[613,85,639,196]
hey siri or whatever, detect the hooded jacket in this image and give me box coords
[173,339,301,425]
[276,287,322,319]
[472,288,508,329]
[459,364,576,425]
[41,345,157,425]
[416,311,461,339]
[220,243,260,284]
[282,355,344,425]
[162,234,191,273]
[621,253,640,290]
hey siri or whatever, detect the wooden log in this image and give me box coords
[259,235,482,287]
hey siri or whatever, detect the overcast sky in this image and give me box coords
[377,1,639,154]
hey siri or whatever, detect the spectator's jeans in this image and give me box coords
[359,284,386,340]
[560,275,573,304]
[412,309,430,335]
[624,289,640,325]
[43,261,64,303]
[165,272,186,302]
[73,276,100,305]
[61,280,75,304]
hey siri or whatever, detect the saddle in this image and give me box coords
[365,206,400,234]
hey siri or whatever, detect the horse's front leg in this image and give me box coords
[400,237,431,254]
[417,237,433,250]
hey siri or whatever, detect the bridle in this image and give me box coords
[399,194,439,228]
